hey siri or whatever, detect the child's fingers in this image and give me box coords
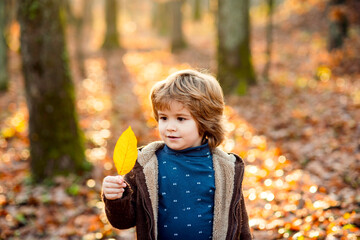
[103,175,127,187]
[104,187,124,199]
[104,175,121,183]
[115,175,127,187]
[105,192,124,200]
[104,187,125,194]
[104,182,123,189]
[102,176,127,200]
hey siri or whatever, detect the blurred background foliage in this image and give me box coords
[0,0,360,239]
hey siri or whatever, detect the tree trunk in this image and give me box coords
[102,0,120,49]
[193,0,202,21]
[0,0,8,91]
[152,1,171,36]
[170,0,186,52]
[18,0,89,182]
[78,0,94,77]
[217,0,256,95]
[327,0,348,51]
[75,0,93,79]
[64,0,76,24]
[66,0,94,79]
[263,0,274,81]
[83,0,94,30]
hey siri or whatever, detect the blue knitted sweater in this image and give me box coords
[156,143,215,239]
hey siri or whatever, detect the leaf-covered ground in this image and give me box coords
[1,1,360,239]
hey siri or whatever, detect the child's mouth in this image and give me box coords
[167,136,179,139]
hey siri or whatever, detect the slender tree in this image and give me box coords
[193,0,202,21]
[64,0,76,23]
[217,0,256,95]
[263,0,274,81]
[18,0,90,182]
[102,0,120,49]
[0,0,8,91]
[152,1,171,36]
[170,0,186,52]
[327,0,348,51]
[64,0,94,79]
[83,0,94,29]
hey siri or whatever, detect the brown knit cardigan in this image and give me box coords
[103,141,252,240]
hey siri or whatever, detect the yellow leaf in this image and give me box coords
[2,127,15,138]
[113,126,138,175]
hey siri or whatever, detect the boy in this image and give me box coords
[102,69,252,239]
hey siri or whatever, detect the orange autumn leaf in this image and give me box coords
[113,126,138,175]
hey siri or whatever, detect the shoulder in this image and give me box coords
[138,140,165,152]
[212,148,244,165]
[212,148,245,175]
[137,141,165,167]
[230,152,245,167]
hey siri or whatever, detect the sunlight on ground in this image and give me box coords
[121,48,359,238]
[1,0,360,238]
[78,59,112,165]
[75,57,133,239]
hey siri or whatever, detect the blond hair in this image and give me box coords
[150,69,225,150]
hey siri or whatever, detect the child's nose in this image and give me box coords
[166,121,177,131]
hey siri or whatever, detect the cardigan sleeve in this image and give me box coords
[233,154,253,239]
[102,170,137,229]
[239,193,252,239]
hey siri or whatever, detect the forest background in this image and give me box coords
[0,0,360,239]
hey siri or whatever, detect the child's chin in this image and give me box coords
[166,143,183,150]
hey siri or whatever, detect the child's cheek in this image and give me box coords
[158,125,165,139]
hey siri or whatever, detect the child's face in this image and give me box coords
[158,101,202,151]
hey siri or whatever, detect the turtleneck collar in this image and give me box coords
[163,142,211,157]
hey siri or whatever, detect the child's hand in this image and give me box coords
[102,175,127,200]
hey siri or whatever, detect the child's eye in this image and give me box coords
[159,116,167,121]
[177,117,186,121]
